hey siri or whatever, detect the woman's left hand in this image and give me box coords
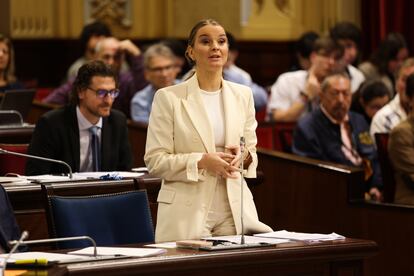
[225,145,242,168]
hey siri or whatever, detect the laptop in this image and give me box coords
[0,89,36,121]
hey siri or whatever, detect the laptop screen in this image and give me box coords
[0,89,36,121]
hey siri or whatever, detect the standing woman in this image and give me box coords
[145,19,272,242]
[0,34,23,92]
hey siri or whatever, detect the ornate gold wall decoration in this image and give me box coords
[274,0,290,16]
[85,0,132,29]
[255,0,264,14]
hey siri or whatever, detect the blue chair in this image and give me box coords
[0,185,21,252]
[44,188,155,249]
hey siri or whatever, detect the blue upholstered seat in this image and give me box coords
[0,185,21,252]
[46,190,155,249]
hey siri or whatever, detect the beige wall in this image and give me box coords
[3,0,360,41]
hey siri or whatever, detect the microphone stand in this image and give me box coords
[1,230,29,276]
[0,148,73,179]
[240,137,245,245]
[8,236,97,257]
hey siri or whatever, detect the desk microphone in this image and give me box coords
[239,137,245,245]
[1,230,29,276]
[9,236,97,257]
[0,148,73,179]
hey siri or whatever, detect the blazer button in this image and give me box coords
[185,200,192,206]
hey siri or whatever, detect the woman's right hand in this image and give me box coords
[198,152,239,179]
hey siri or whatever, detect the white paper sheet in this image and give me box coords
[145,242,177,249]
[254,230,345,241]
[0,251,91,263]
[203,235,288,245]
[68,247,166,257]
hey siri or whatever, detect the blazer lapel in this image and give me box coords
[222,80,243,146]
[181,74,215,153]
[66,106,81,172]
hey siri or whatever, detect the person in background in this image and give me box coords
[145,18,272,242]
[160,38,190,78]
[66,21,111,80]
[359,32,409,96]
[389,73,414,205]
[292,72,382,201]
[130,43,179,123]
[268,37,343,122]
[370,58,414,139]
[0,34,24,92]
[290,31,319,71]
[329,21,365,93]
[351,80,390,124]
[26,60,132,175]
[223,32,268,112]
[43,37,147,118]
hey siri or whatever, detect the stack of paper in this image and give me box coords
[68,247,166,258]
[254,230,345,242]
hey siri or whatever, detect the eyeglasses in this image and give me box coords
[87,87,120,98]
[147,64,175,73]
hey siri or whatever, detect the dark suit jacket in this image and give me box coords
[293,107,382,190]
[0,185,20,252]
[388,116,414,204]
[25,105,133,175]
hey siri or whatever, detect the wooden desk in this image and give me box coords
[127,120,148,168]
[0,125,34,143]
[254,148,414,275]
[61,239,376,276]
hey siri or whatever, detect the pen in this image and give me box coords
[14,259,49,266]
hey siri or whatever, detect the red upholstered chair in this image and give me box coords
[273,122,296,153]
[375,133,396,203]
[256,122,274,150]
[0,144,28,176]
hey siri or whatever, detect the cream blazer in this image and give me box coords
[145,73,272,242]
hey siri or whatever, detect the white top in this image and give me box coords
[200,88,225,151]
[76,107,102,172]
[267,70,309,118]
[370,94,407,139]
[348,64,365,93]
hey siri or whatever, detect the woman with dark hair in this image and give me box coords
[0,34,24,92]
[359,32,409,95]
[145,19,272,242]
[351,80,391,124]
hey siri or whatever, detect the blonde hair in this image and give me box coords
[185,19,224,66]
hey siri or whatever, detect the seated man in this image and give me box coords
[66,21,111,81]
[26,60,132,175]
[292,73,382,200]
[370,58,414,139]
[130,43,178,123]
[223,32,268,112]
[268,37,343,122]
[329,21,365,92]
[43,37,148,118]
[389,73,414,205]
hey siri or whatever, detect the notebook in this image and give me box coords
[0,89,36,121]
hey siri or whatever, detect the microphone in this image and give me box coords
[0,110,23,126]
[239,137,245,245]
[9,236,97,257]
[0,148,73,179]
[1,230,29,276]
